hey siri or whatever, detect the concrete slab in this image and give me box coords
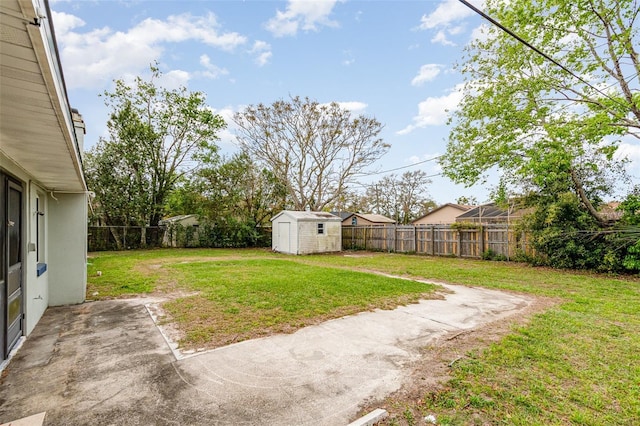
[0,283,532,426]
[0,411,46,426]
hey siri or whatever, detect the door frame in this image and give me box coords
[1,171,24,360]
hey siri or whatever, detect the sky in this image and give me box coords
[47,0,639,205]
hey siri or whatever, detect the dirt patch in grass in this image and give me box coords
[355,294,562,425]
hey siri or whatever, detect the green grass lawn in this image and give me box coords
[86,248,640,425]
[87,249,438,348]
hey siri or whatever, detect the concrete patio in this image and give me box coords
[0,283,532,425]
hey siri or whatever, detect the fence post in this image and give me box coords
[431,226,435,255]
[457,229,462,257]
[479,224,485,256]
[414,225,418,253]
[394,225,398,252]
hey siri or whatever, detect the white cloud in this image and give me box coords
[199,54,229,79]
[411,64,443,86]
[616,141,640,169]
[265,0,340,37]
[335,101,367,112]
[51,11,85,34]
[250,41,272,67]
[209,106,239,147]
[52,11,247,89]
[397,84,464,134]
[431,30,456,46]
[470,23,490,43]
[419,0,477,29]
[159,69,191,89]
[418,0,484,45]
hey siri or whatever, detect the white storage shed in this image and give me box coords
[271,211,342,255]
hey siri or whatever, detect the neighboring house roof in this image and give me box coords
[343,213,396,225]
[411,203,472,224]
[330,211,354,220]
[271,210,341,222]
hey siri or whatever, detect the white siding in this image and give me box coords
[271,211,341,255]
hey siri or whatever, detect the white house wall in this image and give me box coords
[25,182,49,335]
[47,193,87,306]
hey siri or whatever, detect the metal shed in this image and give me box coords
[271,211,342,255]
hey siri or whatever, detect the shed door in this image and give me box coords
[278,222,291,253]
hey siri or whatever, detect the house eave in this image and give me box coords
[0,0,86,192]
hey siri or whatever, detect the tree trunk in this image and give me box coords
[569,168,612,227]
[108,226,123,250]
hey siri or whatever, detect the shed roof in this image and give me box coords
[271,210,341,222]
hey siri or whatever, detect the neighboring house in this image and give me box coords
[455,203,523,224]
[271,211,342,255]
[159,215,199,247]
[1,0,88,362]
[600,201,623,222]
[412,203,472,225]
[342,213,396,227]
[330,211,353,221]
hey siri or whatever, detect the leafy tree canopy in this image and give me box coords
[86,64,225,228]
[441,0,639,226]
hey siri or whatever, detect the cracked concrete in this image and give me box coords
[0,283,532,425]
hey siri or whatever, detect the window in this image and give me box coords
[351,217,357,225]
[317,223,324,235]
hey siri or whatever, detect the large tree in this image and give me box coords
[441,0,639,226]
[233,95,389,211]
[365,170,434,224]
[86,65,225,230]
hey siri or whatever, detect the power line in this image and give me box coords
[356,155,443,177]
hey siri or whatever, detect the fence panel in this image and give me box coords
[88,225,272,251]
[416,226,434,255]
[395,226,416,252]
[433,226,457,256]
[342,224,535,260]
[459,229,480,258]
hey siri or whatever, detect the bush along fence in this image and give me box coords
[88,224,272,252]
[342,224,533,260]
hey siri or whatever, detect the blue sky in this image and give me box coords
[49,0,506,204]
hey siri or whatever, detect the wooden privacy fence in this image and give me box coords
[342,224,532,259]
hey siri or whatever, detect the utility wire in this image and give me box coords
[458,0,631,114]
[356,155,443,177]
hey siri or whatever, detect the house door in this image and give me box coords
[1,174,23,360]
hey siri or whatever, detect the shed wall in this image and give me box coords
[297,221,341,254]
